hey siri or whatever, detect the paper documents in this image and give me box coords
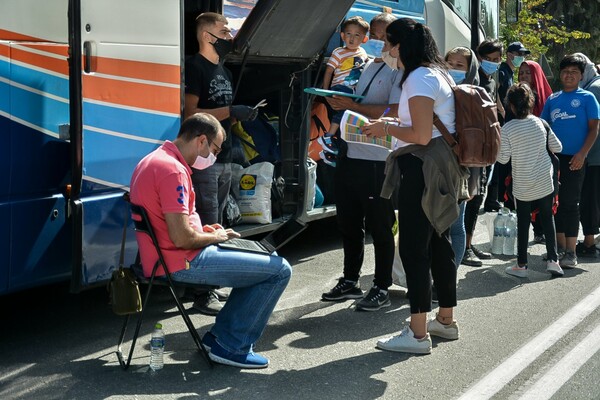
[339,110,394,150]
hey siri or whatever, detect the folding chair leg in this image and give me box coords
[116,282,155,370]
[167,286,213,368]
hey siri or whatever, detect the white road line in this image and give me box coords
[458,284,600,400]
[519,322,600,400]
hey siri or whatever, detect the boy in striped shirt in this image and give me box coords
[318,16,369,164]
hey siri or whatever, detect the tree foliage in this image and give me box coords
[500,0,596,87]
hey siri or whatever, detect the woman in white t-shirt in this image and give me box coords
[363,18,460,355]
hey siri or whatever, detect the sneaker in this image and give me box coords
[192,290,223,316]
[461,248,482,267]
[322,278,363,301]
[376,326,432,354]
[546,260,564,277]
[427,315,459,340]
[472,246,492,260]
[319,150,337,167]
[560,252,578,268]
[356,286,391,311]
[208,341,269,369]
[505,265,528,278]
[533,234,546,244]
[201,331,218,352]
[317,133,339,155]
[576,242,598,258]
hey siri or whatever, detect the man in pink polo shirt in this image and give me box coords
[130,113,291,369]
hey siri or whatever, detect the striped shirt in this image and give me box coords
[327,46,368,87]
[498,115,563,201]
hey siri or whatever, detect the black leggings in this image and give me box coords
[397,154,456,313]
[556,154,586,237]
[516,194,558,264]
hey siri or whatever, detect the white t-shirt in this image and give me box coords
[394,66,455,149]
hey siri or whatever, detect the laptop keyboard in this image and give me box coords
[227,238,264,251]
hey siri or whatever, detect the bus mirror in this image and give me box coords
[506,0,521,23]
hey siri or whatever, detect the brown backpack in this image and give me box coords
[435,83,501,167]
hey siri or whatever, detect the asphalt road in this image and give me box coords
[2,215,600,400]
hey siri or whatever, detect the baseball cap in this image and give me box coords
[507,41,531,54]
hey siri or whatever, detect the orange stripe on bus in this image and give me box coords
[90,55,180,86]
[0,29,44,42]
[0,43,9,58]
[10,46,68,76]
[82,75,180,115]
[20,43,69,57]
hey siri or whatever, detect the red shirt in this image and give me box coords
[130,141,202,276]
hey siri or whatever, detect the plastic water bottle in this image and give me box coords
[149,323,165,371]
[492,210,506,255]
[503,212,517,256]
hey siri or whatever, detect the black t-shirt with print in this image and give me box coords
[185,53,233,163]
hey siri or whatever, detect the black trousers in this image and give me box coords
[396,154,457,313]
[556,154,586,237]
[580,165,600,236]
[516,193,558,264]
[464,194,484,236]
[335,157,396,290]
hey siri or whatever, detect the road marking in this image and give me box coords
[519,321,600,399]
[458,284,600,400]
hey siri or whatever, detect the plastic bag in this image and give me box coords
[223,193,242,227]
[231,162,274,224]
[391,213,406,288]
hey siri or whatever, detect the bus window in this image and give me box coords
[480,0,498,39]
[224,0,258,37]
[444,0,470,23]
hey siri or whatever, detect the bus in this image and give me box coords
[0,0,508,295]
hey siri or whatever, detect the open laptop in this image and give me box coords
[217,218,307,255]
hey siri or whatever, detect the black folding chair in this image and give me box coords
[116,193,214,370]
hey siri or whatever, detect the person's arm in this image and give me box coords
[164,213,238,250]
[363,96,434,146]
[497,127,511,164]
[322,66,334,90]
[571,119,599,170]
[325,95,393,118]
[184,94,230,121]
[548,128,563,154]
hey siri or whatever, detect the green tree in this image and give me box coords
[500,0,592,87]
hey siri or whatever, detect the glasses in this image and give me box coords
[208,140,221,156]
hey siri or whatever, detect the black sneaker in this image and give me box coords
[461,248,482,267]
[533,234,545,244]
[322,278,363,301]
[576,242,598,258]
[319,150,337,167]
[472,246,492,260]
[356,286,391,311]
[192,290,223,316]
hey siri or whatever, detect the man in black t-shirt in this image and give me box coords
[183,12,257,315]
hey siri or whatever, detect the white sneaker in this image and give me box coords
[546,260,564,277]
[376,326,432,354]
[427,316,459,340]
[505,265,528,278]
[560,252,577,268]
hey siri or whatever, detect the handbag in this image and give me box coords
[108,206,142,315]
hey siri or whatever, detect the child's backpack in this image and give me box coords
[308,100,331,162]
[231,113,280,165]
[435,83,501,167]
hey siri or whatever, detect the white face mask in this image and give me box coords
[382,50,397,70]
[192,140,217,170]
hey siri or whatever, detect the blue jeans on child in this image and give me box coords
[329,84,355,125]
[171,245,292,355]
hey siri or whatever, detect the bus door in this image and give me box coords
[69,0,182,291]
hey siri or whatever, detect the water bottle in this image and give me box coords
[503,212,517,256]
[149,323,165,371]
[491,210,506,255]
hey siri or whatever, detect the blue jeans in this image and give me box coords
[449,201,466,268]
[170,245,291,354]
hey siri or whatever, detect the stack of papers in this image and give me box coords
[339,110,394,150]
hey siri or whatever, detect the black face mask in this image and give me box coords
[207,31,233,60]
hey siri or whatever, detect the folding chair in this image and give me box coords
[116,193,214,370]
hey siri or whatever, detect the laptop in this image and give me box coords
[217,218,307,254]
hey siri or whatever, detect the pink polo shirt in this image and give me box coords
[130,141,202,277]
